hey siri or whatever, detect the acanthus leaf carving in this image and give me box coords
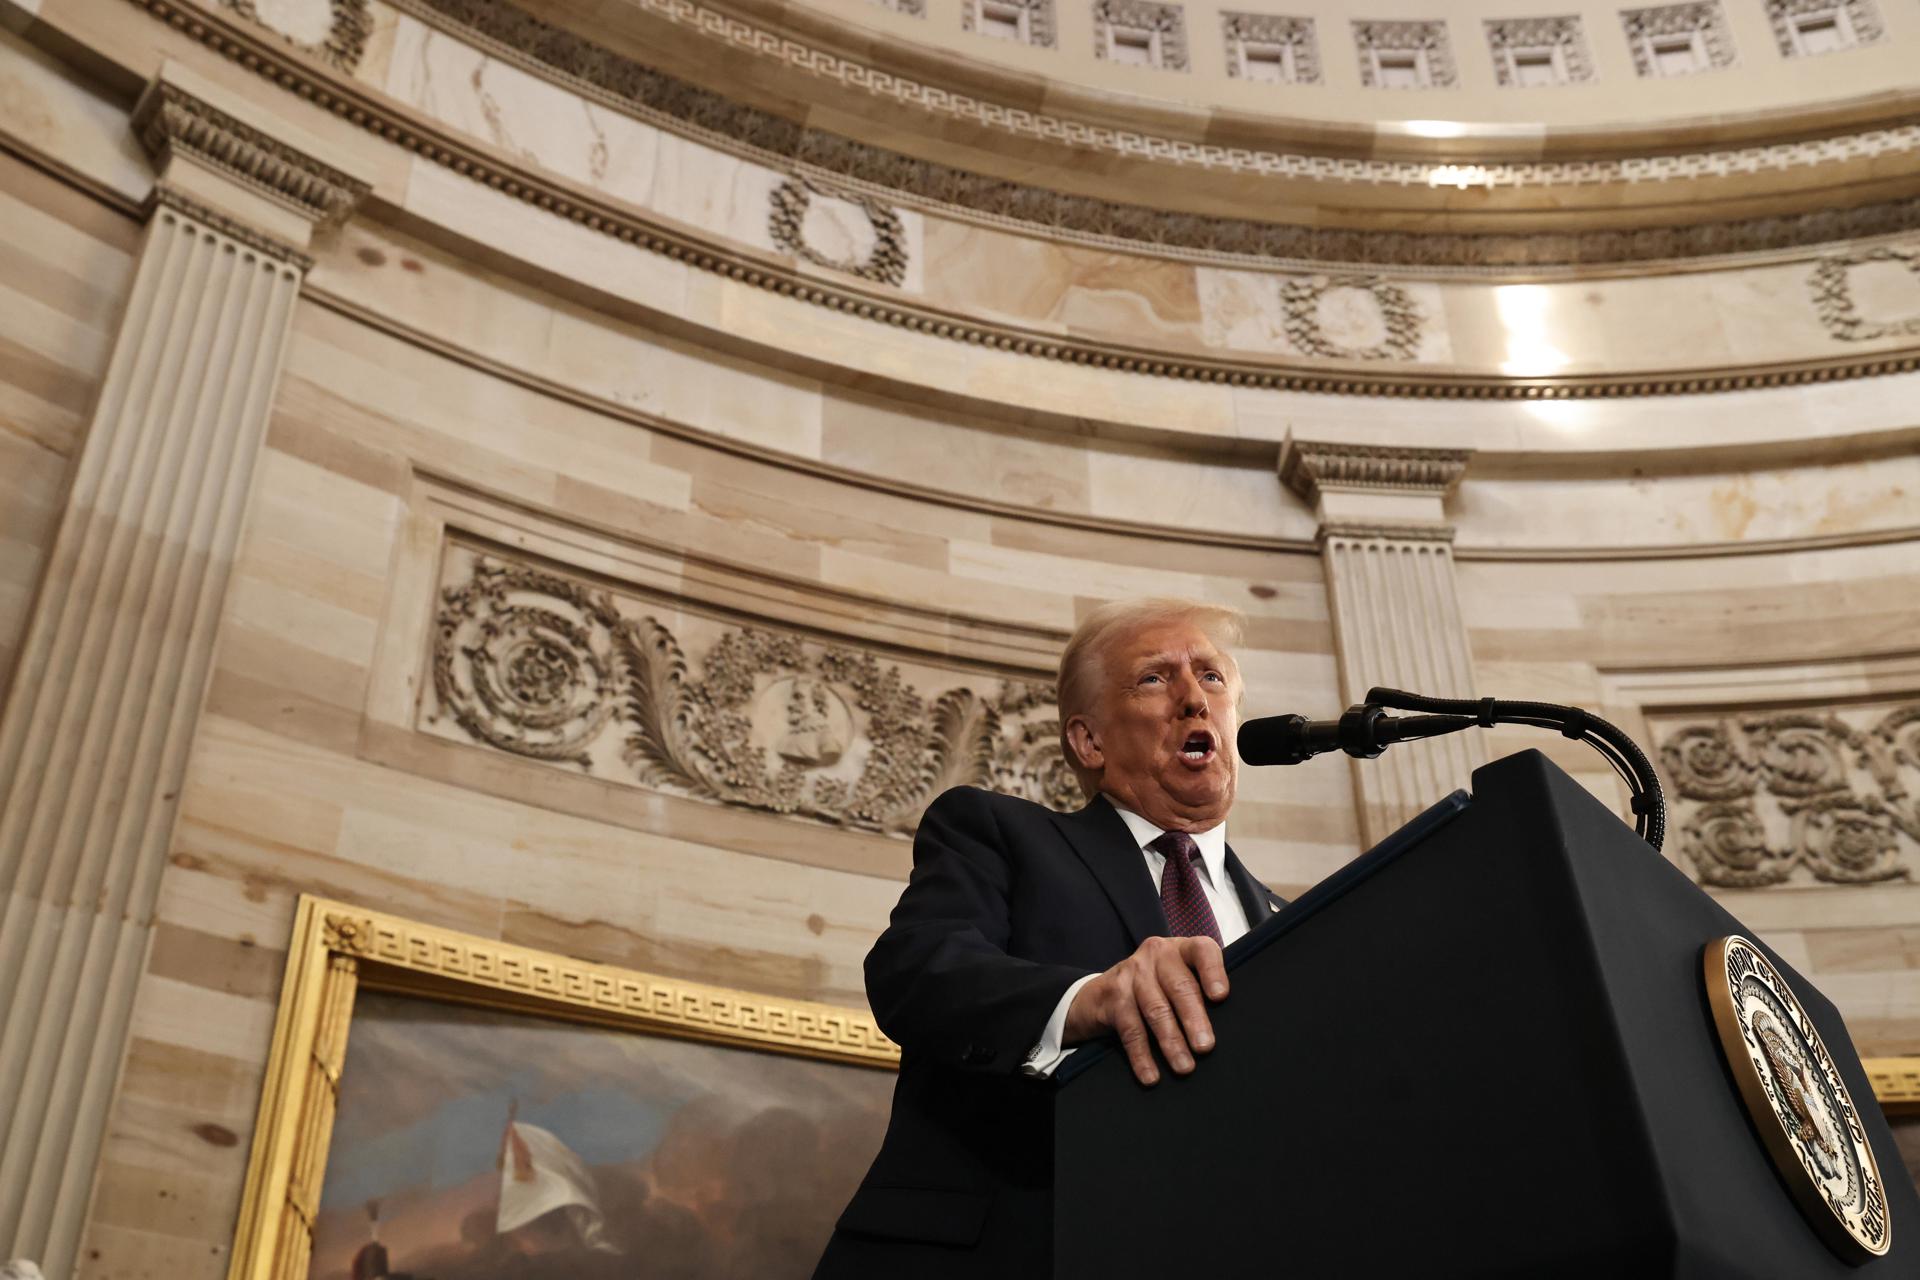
[1652,703,1919,888]
[428,551,1076,835]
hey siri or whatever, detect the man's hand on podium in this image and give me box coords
[1062,935,1229,1086]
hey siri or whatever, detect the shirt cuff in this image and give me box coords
[1021,974,1098,1078]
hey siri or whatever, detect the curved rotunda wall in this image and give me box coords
[0,0,1918,1275]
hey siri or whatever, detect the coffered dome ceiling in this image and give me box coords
[468,0,1920,264]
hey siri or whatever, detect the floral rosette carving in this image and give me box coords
[1787,795,1908,884]
[1655,700,1920,888]
[1659,723,1756,801]
[1679,802,1793,888]
[1744,714,1859,798]
[433,561,621,767]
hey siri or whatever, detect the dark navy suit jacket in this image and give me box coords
[814,786,1285,1278]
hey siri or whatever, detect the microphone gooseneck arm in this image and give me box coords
[1237,688,1666,851]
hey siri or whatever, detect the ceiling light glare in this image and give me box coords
[1427,164,1492,188]
[1399,119,1470,138]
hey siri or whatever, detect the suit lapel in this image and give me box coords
[1224,844,1285,924]
[1049,800,1167,946]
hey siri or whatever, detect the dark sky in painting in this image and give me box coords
[310,991,892,1280]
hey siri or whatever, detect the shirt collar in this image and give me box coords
[1103,797,1230,889]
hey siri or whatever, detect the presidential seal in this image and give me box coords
[1704,934,1891,1261]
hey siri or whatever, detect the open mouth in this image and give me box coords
[1178,729,1215,766]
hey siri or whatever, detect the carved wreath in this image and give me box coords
[769,178,910,288]
[1279,275,1423,361]
[1659,707,1920,887]
[432,556,1079,834]
[1809,246,1920,343]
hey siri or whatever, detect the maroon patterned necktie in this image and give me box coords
[1150,830,1223,946]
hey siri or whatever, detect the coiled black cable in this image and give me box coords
[1364,687,1667,852]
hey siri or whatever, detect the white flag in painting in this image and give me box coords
[497,1120,621,1253]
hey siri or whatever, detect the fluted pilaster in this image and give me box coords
[0,64,367,1277]
[1282,438,1481,846]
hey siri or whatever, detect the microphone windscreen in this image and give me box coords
[1237,714,1307,766]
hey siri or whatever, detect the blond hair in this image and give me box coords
[1056,598,1245,799]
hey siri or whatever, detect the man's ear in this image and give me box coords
[1064,715,1102,772]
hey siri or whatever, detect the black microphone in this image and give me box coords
[1238,705,1392,765]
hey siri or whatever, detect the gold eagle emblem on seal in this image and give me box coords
[1704,934,1890,1261]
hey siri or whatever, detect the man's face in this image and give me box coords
[1067,617,1239,831]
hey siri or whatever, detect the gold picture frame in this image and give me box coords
[226,894,899,1280]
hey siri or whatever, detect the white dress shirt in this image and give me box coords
[1022,799,1252,1077]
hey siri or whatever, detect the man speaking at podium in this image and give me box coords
[815,600,1286,1278]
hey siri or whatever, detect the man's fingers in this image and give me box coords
[1181,935,1230,1000]
[1110,1000,1159,1086]
[1154,948,1215,1055]
[1130,967,1196,1075]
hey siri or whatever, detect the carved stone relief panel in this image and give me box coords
[1650,699,1920,888]
[769,178,910,287]
[965,0,1058,48]
[217,0,372,70]
[1220,13,1319,84]
[1621,2,1736,77]
[1484,16,1594,86]
[1351,20,1457,89]
[1765,0,1882,57]
[1809,245,1920,342]
[425,548,1079,834]
[1092,0,1190,72]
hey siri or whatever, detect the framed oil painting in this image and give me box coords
[228,897,897,1280]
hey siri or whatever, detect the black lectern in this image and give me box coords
[1054,749,1920,1278]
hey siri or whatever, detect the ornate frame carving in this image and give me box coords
[1765,0,1883,57]
[1352,19,1457,89]
[963,0,1057,48]
[1220,12,1319,83]
[1484,15,1594,87]
[1091,0,1190,71]
[1621,1,1737,77]
[228,895,897,1280]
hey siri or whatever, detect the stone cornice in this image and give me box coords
[131,77,370,229]
[108,0,1920,398]
[1280,441,1473,501]
[397,0,1920,271]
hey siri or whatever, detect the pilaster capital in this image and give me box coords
[1278,437,1473,504]
[1280,435,1473,538]
[131,61,372,250]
